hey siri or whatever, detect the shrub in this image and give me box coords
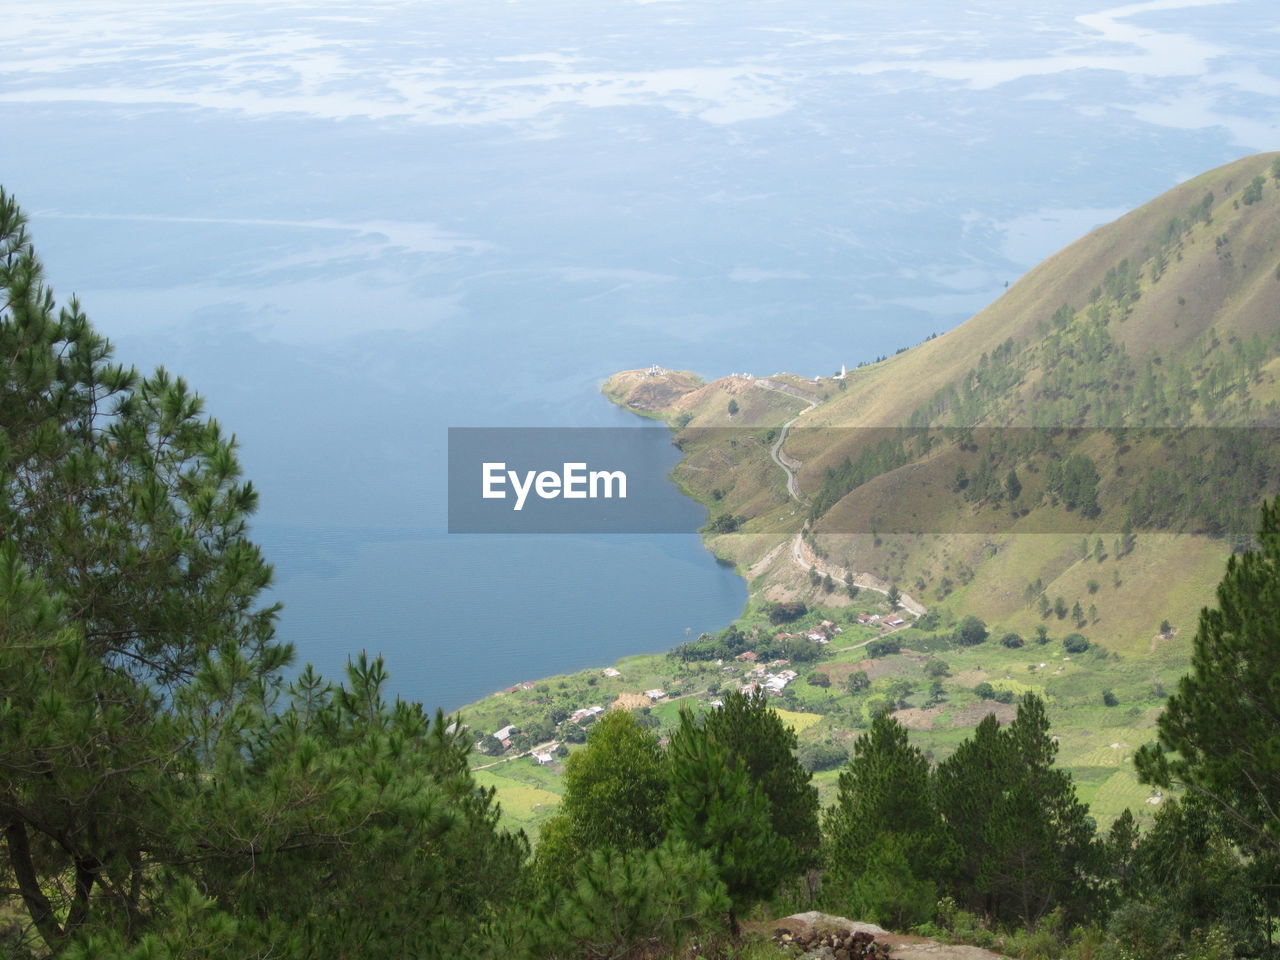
[796,740,847,773]
[1063,633,1090,654]
[531,841,729,959]
[954,616,988,646]
[768,602,808,625]
[923,658,950,678]
[866,638,901,659]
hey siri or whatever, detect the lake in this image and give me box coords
[2,0,1274,710]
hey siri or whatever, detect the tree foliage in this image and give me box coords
[703,690,819,872]
[535,710,668,887]
[935,696,1097,928]
[823,714,943,925]
[0,191,526,958]
[1138,495,1280,861]
[531,841,729,960]
[666,707,784,930]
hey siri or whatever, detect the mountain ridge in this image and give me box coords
[592,152,1280,828]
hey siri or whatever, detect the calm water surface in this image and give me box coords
[3,0,1276,709]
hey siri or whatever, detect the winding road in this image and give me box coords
[755,379,818,502]
[750,379,928,617]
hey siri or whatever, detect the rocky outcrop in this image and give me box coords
[767,913,1010,960]
[769,913,891,960]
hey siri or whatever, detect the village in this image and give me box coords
[471,603,917,769]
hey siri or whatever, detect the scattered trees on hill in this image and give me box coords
[797,740,848,773]
[1242,175,1265,206]
[865,638,900,659]
[1063,633,1090,654]
[704,513,745,534]
[924,658,950,678]
[768,601,808,624]
[846,670,871,695]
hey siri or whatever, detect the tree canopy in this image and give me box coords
[0,190,525,958]
[1138,495,1280,859]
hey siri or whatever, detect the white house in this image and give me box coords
[644,689,666,700]
[492,725,516,741]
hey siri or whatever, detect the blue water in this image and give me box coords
[2,0,1276,710]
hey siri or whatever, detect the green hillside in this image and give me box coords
[586,152,1280,831]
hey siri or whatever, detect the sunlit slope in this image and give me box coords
[607,153,1280,665]
[799,151,1280,445]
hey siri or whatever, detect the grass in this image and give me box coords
[459,595,1177,833]
[474,763,564,836]
[773,708,823,733]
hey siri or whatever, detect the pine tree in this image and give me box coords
[934,714,1009,917]
[0,189,285,951]
[531,841,729,960]
[1123,795,1268,953]
[1137,496,1280,859]
[667,707,783,933]
[0,191,528,955]
[703,690,819,874]
[935,696,1097,927]
[1104,808,1140,904]
[823,714,944,926]
[1005,468,1022,502]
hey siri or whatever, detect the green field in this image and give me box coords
[460,588,1188,838]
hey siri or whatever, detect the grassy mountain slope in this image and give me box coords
[468,154,1280,837]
